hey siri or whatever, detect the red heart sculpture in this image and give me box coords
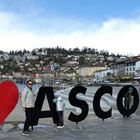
[0,80,19,124]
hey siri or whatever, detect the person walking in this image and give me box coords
[124,87,133,110]
[123,87,133,117]
[21,80,34,136]
[53,91,65,128]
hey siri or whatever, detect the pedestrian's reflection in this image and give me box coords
[123,87,133,117]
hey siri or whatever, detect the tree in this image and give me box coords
[78,56,85,65]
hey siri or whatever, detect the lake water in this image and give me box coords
[16,83,140,96]
[16,83,140,115]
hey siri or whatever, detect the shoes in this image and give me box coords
[27,129,32,134]
[57,125,64,129]
[22,129,32,136]
[22,131,30,136]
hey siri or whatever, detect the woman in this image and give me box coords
[21,80,34,136]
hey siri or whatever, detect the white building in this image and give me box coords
[125,59,140,77]
[94,69,113,82]
[110,56,140,81]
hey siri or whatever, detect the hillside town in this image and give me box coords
[0,47,140,87]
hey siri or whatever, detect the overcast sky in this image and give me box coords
[0,0,140,55]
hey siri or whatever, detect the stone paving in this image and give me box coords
[1,85,140,140]
[1,112,140,140]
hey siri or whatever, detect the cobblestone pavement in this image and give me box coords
[1,113,140,140]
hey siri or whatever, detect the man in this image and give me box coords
[124,87,133,117]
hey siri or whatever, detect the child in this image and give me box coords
[53,91,65,128]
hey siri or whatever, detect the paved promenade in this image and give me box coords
[1,85,140,140]
[1,109,140,140]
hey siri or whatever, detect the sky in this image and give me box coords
[0,0,140,56]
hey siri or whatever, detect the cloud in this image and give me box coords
[0,10,140,56]
[93,18,140,55]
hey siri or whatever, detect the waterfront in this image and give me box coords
[1,83,140,140]
[16,83,140,116]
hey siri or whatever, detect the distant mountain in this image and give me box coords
[0,50,4,54]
